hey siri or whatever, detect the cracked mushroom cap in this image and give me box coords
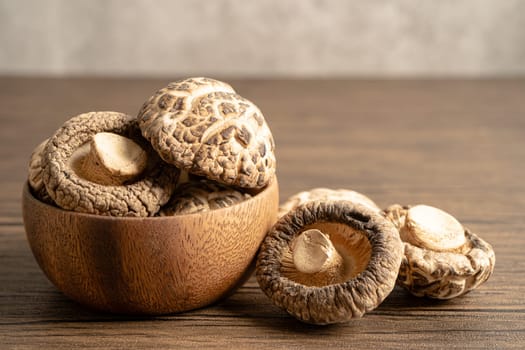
[384,204,496,299]
[42,111,180,217]
[256,200,403,325]
[160,178,251,215]
[28,139,54,205]
[278,188,381,218]
[137,77,276,189]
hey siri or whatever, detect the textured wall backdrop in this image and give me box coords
[1,0,525,77]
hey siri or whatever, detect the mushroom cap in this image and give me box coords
[137,77,276,189]
[256,200,403,325]
[160,178,251,215]
[278,188,381,218]
[384,204,496,299]
[42,111,180,217]
[28,139,54,205]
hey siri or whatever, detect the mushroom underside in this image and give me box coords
[256,200,403,325]
[42,111,180,216]
[280,222,372,287]
[384,204,496,299]
[397,230,496,299]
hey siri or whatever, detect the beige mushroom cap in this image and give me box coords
[278,188,381,218]
[384,204,496,299]
[257,200,403,325]
[138,77,276,189]
[42,111,180,217]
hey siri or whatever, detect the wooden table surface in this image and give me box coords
[1,78,524,349]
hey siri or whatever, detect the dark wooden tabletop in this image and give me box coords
[1,77,524,349]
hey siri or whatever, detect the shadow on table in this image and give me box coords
[212,285,458,334]
[4,268,456,331]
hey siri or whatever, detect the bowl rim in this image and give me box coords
[22,176,278,221]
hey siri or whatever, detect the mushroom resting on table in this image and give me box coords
[257,200,403,325]
[137,77,276,189]
[41,111,180,217]
[278,187,381,218]
[383,204,496,299]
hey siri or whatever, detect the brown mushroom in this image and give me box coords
[42,111,180,216]
[28,139,54,205]
[256,200,403,325]
[278,187,381,217]
[384,204,496,299]
[137,77,276,189]
[160,178,251,215]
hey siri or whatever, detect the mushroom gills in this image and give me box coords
[71,132,148,186]
[281,223,372,287]
[385,204,494,299]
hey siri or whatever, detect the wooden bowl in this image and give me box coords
[22,178,278,314]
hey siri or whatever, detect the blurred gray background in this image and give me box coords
[1,0,524,77]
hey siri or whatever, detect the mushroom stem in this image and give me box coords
[291,229,345,284]
[79,132,148,186]
[402,205,467,252]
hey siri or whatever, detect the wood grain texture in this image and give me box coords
[1,77,524,349]
[22,179,278,315]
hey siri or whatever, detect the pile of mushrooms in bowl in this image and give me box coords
[23,77,278,314]
[23,77,495,324]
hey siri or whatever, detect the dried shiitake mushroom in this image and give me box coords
[23,81,281,315]
[278,187,381,217]
[137,77,276,189]
[42,111,180,216]
[28,139,54,205]
[257,200,403,325]
[160,179,251,215]
[384,204,496,299]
